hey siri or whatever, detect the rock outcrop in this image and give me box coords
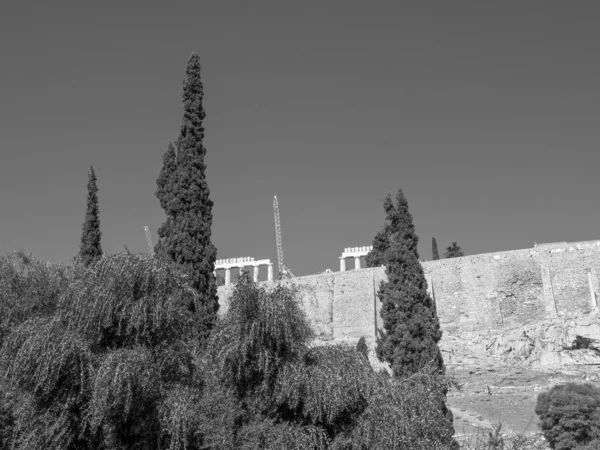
[441,311,600,377]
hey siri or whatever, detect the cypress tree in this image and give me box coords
[432,237,440,260]
[155,142,178,214]
[366,195,393,267]
[154,143,178,259]
[366,191,419,267]
[79,166,102,266]
[374,190,444,377]
[444,242,464,258]
[155,53,219,340]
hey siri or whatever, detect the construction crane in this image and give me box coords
[273,195,295,279]
[143,226,154,256]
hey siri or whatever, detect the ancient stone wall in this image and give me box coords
[217,240,600,346]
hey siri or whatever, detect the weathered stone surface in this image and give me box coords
[217,240,600,376]
[441,311,600,373]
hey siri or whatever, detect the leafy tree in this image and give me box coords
[0,252,214,450]
[444,242,464,258]
[78,166,102,266]
[350,370,458,449]
[535,382,600,450]
[432,237,440,260]
[0,251,69,348]
[209,272,458,449]
[154,54,219,342]
[0,251,459,449]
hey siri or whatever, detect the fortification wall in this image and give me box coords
[217,241,600,346]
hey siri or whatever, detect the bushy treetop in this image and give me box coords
[444,242,464,258]
[536,382,600,450]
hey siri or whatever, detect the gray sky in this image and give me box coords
[1,1,599,277]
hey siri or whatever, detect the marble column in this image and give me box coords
[225,268,231,286]
[253,265,259,282]
[354,256,361,270]
[340,257,346,272]
[267,263,273,282]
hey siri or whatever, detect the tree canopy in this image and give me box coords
[444,242,464,258]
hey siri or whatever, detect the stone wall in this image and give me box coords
[217,241,600,346]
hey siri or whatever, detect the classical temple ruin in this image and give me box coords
[215,257,273,284]
[217,240,600,346]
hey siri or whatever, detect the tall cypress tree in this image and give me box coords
[154,143,178,259]
[79,166,102,266]
[366,191,419,268]
[374,190,444,378]
[366,196,393,267]
[155,142,178,214]
[432,237,440,260]
[155,53,219,340]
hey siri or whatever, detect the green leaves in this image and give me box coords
[209,272,312,400]
[535,383,600,450]
[1,317,93,403]
[89,347,158,432]
[275,345,372,428]
[0,251,211,449]
[58,253,201,349]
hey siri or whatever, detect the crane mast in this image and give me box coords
[143,226,154,256]
[273,196,294,279]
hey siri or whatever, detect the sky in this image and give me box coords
[1,1,600,277]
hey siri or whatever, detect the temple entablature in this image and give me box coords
[215,257,273,284]
[339,246,373,271]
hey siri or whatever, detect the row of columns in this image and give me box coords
[339,246,373,272]
[215,257,273,286]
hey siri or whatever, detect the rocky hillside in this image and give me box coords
[441,310,600,379]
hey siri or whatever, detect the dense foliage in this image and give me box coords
[78,166,102,266]
[154,54,219,342]
[0,252,459,449]
[370,190,443,376]
[0,54,469,449]
[432,237,440,260]
[535,382,600,450]
[376,236,445,378]
[367,190,456,448]
[366,191,419,267]
[0,252,211,450]
[444,242,464,258]
[0,251,70,349]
